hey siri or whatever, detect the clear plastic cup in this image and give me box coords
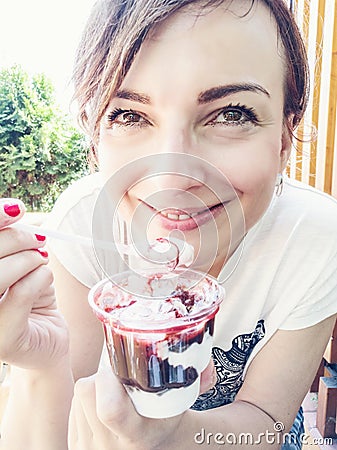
[88,269,224,419]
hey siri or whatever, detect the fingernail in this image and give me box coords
[35,234,46,242]
[4,203,21,217]
[36,249,48,258]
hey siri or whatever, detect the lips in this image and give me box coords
[150,203,226,231]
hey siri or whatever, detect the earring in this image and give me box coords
[275,173,284,197]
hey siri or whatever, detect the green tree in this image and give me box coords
[0,65,89,211]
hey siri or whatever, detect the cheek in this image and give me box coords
[97,135,135,182]
[228,142,282,228]
[97,137,122,167]
[218,139,282,196]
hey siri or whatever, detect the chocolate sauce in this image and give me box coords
[104,316,215,393]
[168,319,214,352]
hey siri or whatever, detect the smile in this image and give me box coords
[160,210,202,221]
[146,203,227,231]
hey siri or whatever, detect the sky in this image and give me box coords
[0,0,96,110]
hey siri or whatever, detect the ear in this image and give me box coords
[279,121,293,172]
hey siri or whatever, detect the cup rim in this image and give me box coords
[88,268,224,332]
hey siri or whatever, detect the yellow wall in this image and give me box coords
[287,0,337,198]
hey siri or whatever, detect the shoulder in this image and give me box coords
[43,173,110,288]
[270,176,337,240]
[240,177,337,279]
[54,172,101,213]
[45,173,102,229]
[283,176,337,218]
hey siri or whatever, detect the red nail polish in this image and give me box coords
[35,234,46,241]
[4,203,21,217]
[36,249,48,258]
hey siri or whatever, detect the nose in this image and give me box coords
[150,129,207,191]
[151,153,205,190]
[138,152,210,215]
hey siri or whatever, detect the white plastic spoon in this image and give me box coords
[12,222,194,268]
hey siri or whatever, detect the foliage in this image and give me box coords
[0,65,89,211]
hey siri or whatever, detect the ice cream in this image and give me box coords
[89,269,224,418]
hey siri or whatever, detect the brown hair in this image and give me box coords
[72,0,309,162]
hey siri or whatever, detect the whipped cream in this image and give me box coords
[98,272,221,327]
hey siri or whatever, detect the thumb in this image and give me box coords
[0,198,26,228]
[93,365,142,437]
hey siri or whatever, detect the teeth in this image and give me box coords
[166,213,179,220]
[160,206,217,221]
[161,212,194,221]
[178,214,190,220]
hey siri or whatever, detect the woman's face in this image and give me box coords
[97,1,291,276]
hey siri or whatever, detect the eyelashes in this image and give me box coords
[105,103,261,130]
[106,108,148,127]
[106,107,125,123]
[107,108,131,123]
[208,103,260,126]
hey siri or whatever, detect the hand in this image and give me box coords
[68,359,216,450]
[0,198,69,370]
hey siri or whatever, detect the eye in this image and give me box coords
[208,103,260,127]
[106,108,149,127]
[220,110,244,122]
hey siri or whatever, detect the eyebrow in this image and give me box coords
[197,83,270,104]
[115,82,270,106]
[116,89,151,104]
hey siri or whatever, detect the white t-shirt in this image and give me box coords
[45,173,337,410]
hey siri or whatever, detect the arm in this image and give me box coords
[1,358,73,450]
[49,252,104,381]
[0,199,73,449]
[69,314,336,449]
[170,314,337,449]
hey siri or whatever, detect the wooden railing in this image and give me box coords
[287,0,337,199]
[287,0,337,440]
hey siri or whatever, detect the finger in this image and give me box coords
[0,226,46,259]
[68,401,80,450]
[74,376,117,448]
[94,367,182,448]
[199,357,217,394]
[0,265,54,357]
[0,249,48,294]
[69,379,94,450]
[0,199,25,228]
[68,404,89,450]
[95,367,143,437]
[1,264,53,311]
[10,264,55,310]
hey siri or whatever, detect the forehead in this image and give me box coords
[149,0,281,47]
[121,1,285,99]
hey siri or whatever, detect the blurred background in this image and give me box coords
[287,0,337,199]
[0,0,95,211]
[0,0,95,108]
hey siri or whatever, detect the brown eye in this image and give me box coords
[120,112,142,123]
[106,108,149,128]
[207,103,259,128]
[222,110,243,122]
[214,109,245,124]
